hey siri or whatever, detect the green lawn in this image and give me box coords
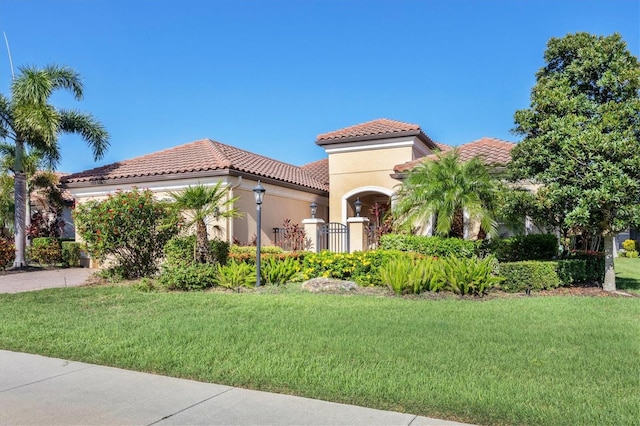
[616,256,640,294]
[1,285,638,425]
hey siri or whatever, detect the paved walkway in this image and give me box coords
[0,270,473,425]
[0,267,93,293]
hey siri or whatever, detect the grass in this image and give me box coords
[1,285,638,425]
[616,256,640,294]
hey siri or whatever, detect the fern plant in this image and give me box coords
[379,257,414,295]
[261,256,301,285]
[441,256,503,296]
[215,260,256,291]
[379,256,444,295]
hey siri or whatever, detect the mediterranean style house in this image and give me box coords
[60,118,516,250]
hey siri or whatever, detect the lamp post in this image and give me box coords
[253,180,266,287]
[354,197,362,217]
[310,202,317,219]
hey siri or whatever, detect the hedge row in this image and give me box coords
[500,257,604,292]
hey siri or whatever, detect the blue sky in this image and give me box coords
[0,0,638,173]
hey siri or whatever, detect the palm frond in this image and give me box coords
[58,109,109,161]
[14,65,83,104]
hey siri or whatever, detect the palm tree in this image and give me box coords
[0,143,62,239]
[0,65,109,267]
[392,150,498,239]
[170,182,241,263]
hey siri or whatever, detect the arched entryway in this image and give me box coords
[341,187,393,226]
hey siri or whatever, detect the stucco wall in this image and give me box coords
[231,180,327,246]
[67,176,328,248]
[327,145,416,223]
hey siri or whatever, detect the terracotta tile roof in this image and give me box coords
[434,142,453,152]
[301,158,329,187]
[61,139,329,192]
[316,118,437,149]
[394,137,515,173]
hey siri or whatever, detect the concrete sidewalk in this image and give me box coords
[0,351,472,426]
[0,267,93,293]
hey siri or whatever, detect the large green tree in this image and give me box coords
[392,150,499,239]
[511,32,640,291]
[0,65,109,267]
[170,182,240,263]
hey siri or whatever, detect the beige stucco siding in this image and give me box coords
[67,176,328,248]
[232,180,327,246]
[327,145,419,223]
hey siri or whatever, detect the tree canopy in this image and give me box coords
[510,32,640,290]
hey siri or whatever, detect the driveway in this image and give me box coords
[0,268,94,293]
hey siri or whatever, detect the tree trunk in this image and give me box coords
[195,220,212,263]
[602,234,616,292]
[13,139,27,268]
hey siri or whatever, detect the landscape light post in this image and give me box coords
[354,197,362,217]
[310,202,317,218]
[253,181,266,287]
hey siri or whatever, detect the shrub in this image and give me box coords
[440,256,504,296]
[379,256,444,295]
[379,234,477,258]
[556,259,587,285]
[625,250,639,258]
[301,250,419,286]
[158,263,218,291]
[132,277,158,292]
[210,239,230,265]
[28,237,63,265]
[74,188,182,279]
[500,261,561,292]
[0,239,14,269]
[622,239,638,252]
[568,251,605,283]
[229,245,284,264]
[261,256,302,285]
[61,242,83,267]
[164,235,197,267]
[484,234,558,262]
[215,260,256,290]
[164,236,230,267]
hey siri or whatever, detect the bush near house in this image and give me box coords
[27,237,63,265]
[164,235,230,267]
[499,259,594,292]
[0,239,14,269]
[379,234,478,258]
[158,263,218,291]
[61,242,83,267]
[555,259,588,285]
[301,250,412,286]
[500,261,562,292]
[74,188,182,279]
[481,234,558,262]
[622,239,638,252]
[567,251,605,283]
[621,239,639,258]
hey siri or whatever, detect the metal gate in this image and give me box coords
[318,222,349,253]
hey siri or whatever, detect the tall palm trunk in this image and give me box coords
[13,139,26,267]
[195,219,212,263]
